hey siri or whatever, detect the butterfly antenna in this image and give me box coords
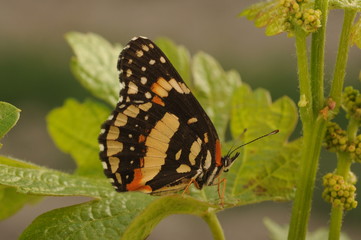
[228,129,279,157]
[226,128,248,156]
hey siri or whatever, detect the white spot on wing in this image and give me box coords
[180,83,191,94]
[145,92,152,99]
[189,138,202,165]
[123,105,140,118]
[139,102,152,111]
[127,81,138,94]
[204,150,212,170]
[106,141,123,156]
[114,113,128,126]
[136,50,144,57]
[142,45,150,51]
[115,172,122,184]
[99,144,105,151]
[102,161,108,169]
[169,78,184,93]
[204,133,209,143]
[126,69,132,77]
[157,77,172,91]
[187,118,198,124]
[175,149,182,160]
[176,164,191,173]
[141,77,147,85]
[109,157,120,173]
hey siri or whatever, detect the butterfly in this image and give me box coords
[98,36,277,196]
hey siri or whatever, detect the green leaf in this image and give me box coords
[226,84,300,202]
[46,99,111,177]
[0,156,42,220]
[330,0,361,11]
[19,193,215,240]
[239,0,288,36]
[0,163,112,198]
[351,16,361,49]
[155,37,192,85]
[0,102,20,147]
[264,218,352,240]
[0,155,41,169]
[66,32,122,106]
[19,193,152,240]
[192,52,242,140]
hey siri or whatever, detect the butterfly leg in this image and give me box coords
[217,176,226,207]
[182,178,200,196]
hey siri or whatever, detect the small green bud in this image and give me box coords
[339,137,347,145]
[329,178,337,186]
[348,144,356,152]
[333,184,341,191]
[331,191,338,197]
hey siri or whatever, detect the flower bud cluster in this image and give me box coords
[295,8,321,32]
[342,86,361,121]
[324,122,348,152]
[322,173,357,210]
[324,122,361,162]
[279,0,321,34]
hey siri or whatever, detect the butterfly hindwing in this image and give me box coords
[98,37,222,194]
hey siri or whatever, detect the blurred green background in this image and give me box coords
[1,0,360,239]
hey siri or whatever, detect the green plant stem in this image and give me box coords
[329,10,357,112]
[310,0,329,116]
[346,117,359,141]
[288,1,330,239]
[202,212,225,240]
[328,117,358,240]
[288,118,327,240]
[295,29,313,124]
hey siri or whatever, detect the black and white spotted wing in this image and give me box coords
[98,37,224,194]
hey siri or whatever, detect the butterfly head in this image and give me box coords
[222,151,240,172]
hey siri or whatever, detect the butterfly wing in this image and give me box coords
[98,37,222,194]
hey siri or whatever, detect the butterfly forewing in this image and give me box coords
[98,37,222,194]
